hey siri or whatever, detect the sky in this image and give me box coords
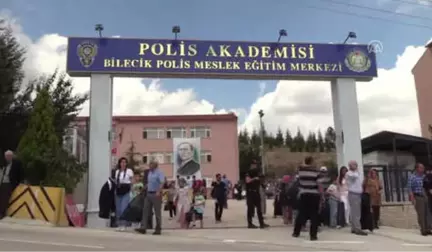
[1,0,431,137]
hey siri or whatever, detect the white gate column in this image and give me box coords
[86,74,113,228]
[331,78,363,175]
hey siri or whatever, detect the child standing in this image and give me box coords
[327,177,340,228]
[192,188,206,228]
[167,182,177,219]
[131,172,143,199]
[130,171,143,228]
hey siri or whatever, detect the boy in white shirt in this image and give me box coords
[326,177,340,228]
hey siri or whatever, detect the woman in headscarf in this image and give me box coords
[280,175,293,224]
[273,178,283,218]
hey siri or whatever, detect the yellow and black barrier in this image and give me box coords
[7,184,68,226]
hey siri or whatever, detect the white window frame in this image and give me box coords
[164,152,174,164]
[190,126,211,138]
[145,152,165,164]
[143,128,165,139]
[166,127,187,138]
[78,137,87,163]
[200,151,212,163]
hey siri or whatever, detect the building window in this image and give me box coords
[166,127,186,139]
[143,152,165,164]
[200,151,212,163]
[143,128,165,139]
[164,152,174,164]
[190,126,211,138]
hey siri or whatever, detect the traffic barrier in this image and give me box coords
[7,184,68,226]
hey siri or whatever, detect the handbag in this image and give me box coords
[164,204,169,211]
[116,183,131,195]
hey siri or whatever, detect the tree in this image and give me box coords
[324,126,336,152]
[32,70,88,144]
[0,20,33,160]
[292,128,305,152]
[125,140,140,170]
[17,87,86,192]
[17,87,60,184]
[274,127,284,147]
[250,130,260,148]
[284,129,293,150]
[317,130,325,152]
[0,20,25,112]
[305,132,318,152]
[238,129,258,179]
[265,132,276,150]
[238,129,250,145]
[311,132,318,152]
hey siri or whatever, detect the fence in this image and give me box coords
[364,165,411,203]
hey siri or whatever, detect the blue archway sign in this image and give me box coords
[67,37,377,81]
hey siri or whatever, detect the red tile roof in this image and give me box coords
[76,113,237,122]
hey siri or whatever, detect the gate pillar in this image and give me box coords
[86,74,113,228]
[331,78,364,176]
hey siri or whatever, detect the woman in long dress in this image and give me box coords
[362,169,381,231]
[337,166,349,226]
[175,178,191,228]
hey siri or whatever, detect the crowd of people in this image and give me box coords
[97,154,432,239]
[98,157,233,234]
[269,158,432,240]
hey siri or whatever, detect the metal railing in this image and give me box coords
[364,165,411,202]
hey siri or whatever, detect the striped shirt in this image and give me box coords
[297,165,320,195]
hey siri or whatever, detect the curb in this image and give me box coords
[371,230,428,244]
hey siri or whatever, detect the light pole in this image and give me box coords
[258,110,265,175]
[95,24,104,37]
[343,31,357,44]
[277,29,287,43]
[172,25,181,40]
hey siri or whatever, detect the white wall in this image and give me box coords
[363,150,416,170]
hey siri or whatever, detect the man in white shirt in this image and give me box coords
[346,160,367,236]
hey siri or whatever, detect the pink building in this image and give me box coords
[413,41,432,138]
[76,113,239,183]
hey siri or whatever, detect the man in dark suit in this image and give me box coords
[176,142,200,176]
[423,166,432,216]
[141,168,153,229]
[0,150,23,219]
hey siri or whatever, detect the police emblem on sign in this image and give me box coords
[344,49,371,73]
[77,41,98,68]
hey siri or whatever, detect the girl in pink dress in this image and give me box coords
[175,178,190,228]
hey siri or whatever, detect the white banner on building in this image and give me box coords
[173,138,201,179]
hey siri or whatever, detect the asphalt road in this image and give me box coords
[0,222,432,252]
[0,228,309,252]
